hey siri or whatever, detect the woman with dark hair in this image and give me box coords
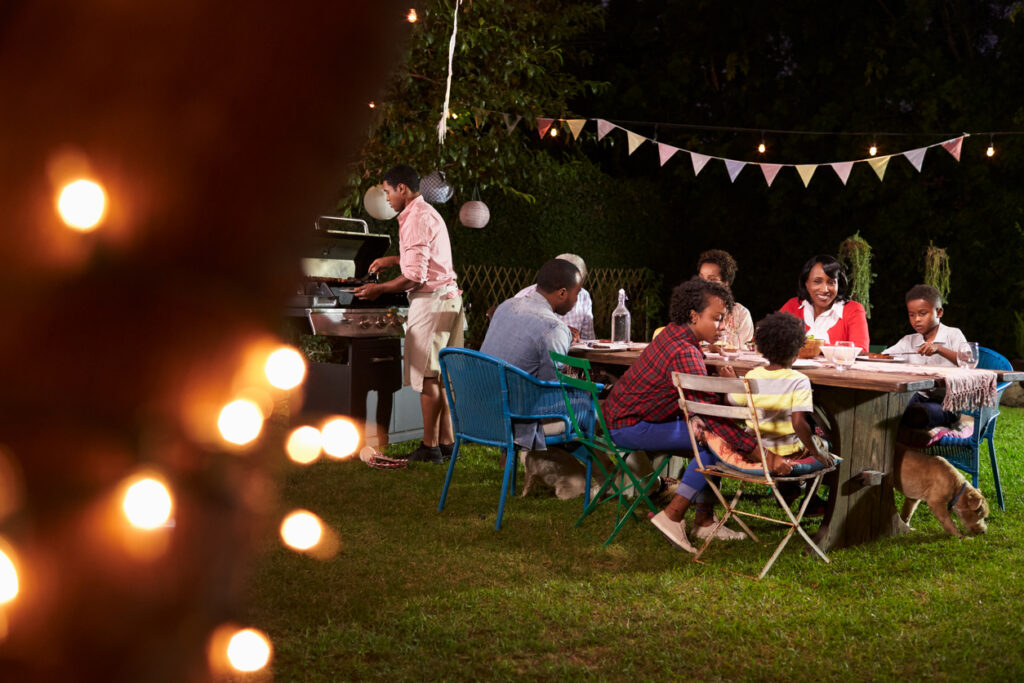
[697,249,753,345]
[603,277,754,552]
[779,254,870,353]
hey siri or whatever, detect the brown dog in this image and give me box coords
[894,445,989,537]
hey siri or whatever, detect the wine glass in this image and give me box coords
[834,341,858,372]
[720,330,741,361]
[957,341,979,368]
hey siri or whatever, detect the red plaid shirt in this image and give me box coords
[603,323,756,452]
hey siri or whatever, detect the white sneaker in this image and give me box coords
[650,511,696,553]
[694,521,747,541]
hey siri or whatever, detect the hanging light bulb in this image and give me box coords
[407,8,418,23]
[869,144,878,157]
[368,101,375,109]
[550,126,559,138]
[986,136,995,157]
[757,132,766,154]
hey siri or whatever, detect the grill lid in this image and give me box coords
[300,216,391,281]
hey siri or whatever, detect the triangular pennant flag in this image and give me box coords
[830,161,854,185]
[567,119,587,140]
[626,131,646,155]
[724,159,746,183]
[537,118,554,139]
[596,119,616,141]
[658,143,680,167]
[503,114,521,133]
[690,152,711,176]
[903,147,927,172]
[868,156,891,181]
[796,164,817,187]
[760,163,782,187]
[941,136,964,161]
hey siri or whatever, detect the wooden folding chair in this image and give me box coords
[550,352,671,545]
[671,371,838,580]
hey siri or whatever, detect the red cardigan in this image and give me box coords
[779,297,870,352]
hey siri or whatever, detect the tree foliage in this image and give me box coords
[340,0,607,212]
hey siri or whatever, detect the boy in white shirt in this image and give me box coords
[884,284,968,428]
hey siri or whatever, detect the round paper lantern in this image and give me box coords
[459,200,490,229]
[419,171,454,204]
[363,184,397,220]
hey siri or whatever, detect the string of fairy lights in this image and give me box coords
[0,174,369,674]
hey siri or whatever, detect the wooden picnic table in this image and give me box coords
[570,345,1023,551]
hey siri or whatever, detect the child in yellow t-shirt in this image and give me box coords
[721,312,833,475]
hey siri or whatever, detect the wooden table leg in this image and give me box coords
[811,386,913,551]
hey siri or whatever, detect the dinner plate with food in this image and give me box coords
[857,352,908,363]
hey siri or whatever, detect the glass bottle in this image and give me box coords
[611,289,631,343]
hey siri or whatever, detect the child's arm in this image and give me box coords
[918,341,958,364]
[791,411,833,465]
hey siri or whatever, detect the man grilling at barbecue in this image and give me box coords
[354,164,464,464]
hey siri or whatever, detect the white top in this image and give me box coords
[799,299,845,344]
[882,322,967,367]
[515,284,595,340]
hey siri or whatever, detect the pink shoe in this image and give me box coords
[650,511,696,553]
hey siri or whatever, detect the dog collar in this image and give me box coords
[947,482,968,511]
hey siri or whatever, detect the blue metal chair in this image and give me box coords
[924,346,1011,510]
[437,348,597,530]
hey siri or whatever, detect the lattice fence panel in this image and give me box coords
[457,264,663,348]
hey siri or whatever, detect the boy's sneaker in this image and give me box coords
[405,442,444,464]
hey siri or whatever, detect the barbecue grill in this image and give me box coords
[285,216,410,447]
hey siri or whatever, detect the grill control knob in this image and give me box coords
[376,316,388,329]
[359,318,372,329]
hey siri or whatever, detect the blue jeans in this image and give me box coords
[609,418,721,501]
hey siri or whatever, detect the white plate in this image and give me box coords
[590,341,629,350]
[793,359,822,368]
[857,355,908,363]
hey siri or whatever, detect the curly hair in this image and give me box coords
[697,249,738,286]
[905,284,942,307]
[669,276,734,326]
[382,164,420,192]
[796,254,849,303]
[754,312,807,365]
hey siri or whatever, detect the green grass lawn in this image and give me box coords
[246,407,1024,681]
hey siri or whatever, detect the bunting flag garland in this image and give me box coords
[725,159,746,182]
[515,114,979,188]
[503,113,521,133]
[626,130,645,155]
[868,155,891,181]
[658,142,679,166]
[761,163,783,187]
[831,161,854,185]
[942,137,963,161]
[567,118,587,140]
[691,152,712,176]
[904,147,927,172]
[796,164,817,187]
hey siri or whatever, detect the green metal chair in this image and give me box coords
[549,351,671,545]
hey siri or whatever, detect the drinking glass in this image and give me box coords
[720,330,741,360]
[957,341,980,368]
[834,341,858,372]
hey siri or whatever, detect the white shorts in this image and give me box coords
[404,288,464,392]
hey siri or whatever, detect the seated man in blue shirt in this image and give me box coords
[481,258,582,382]
[480,259,585,477]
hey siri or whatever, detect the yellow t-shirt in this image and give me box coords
[728,366,813,456]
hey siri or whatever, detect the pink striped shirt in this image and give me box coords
[398,195,457,293]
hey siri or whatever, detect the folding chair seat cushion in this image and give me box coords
[700,430,839,478]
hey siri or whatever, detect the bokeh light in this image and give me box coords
[407,8,418,22]
[0,541,18,604]
[264,346,306,390]
[218,399,264,445]
[226,628,272,672]
[285,426,322,465]
[57,178,106,230]
[280,510,324,551]
[122,476,173,529]
[320,418,359,458]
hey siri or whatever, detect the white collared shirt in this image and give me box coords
[882,323,967,366]
[800,299,845,344]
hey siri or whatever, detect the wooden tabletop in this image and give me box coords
[570,346,1024,395]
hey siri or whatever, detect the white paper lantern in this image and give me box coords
[459,200,490,229]
[419,171,454,204]
[363,184,397,220]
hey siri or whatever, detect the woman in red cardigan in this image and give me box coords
[779,254,870,352]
